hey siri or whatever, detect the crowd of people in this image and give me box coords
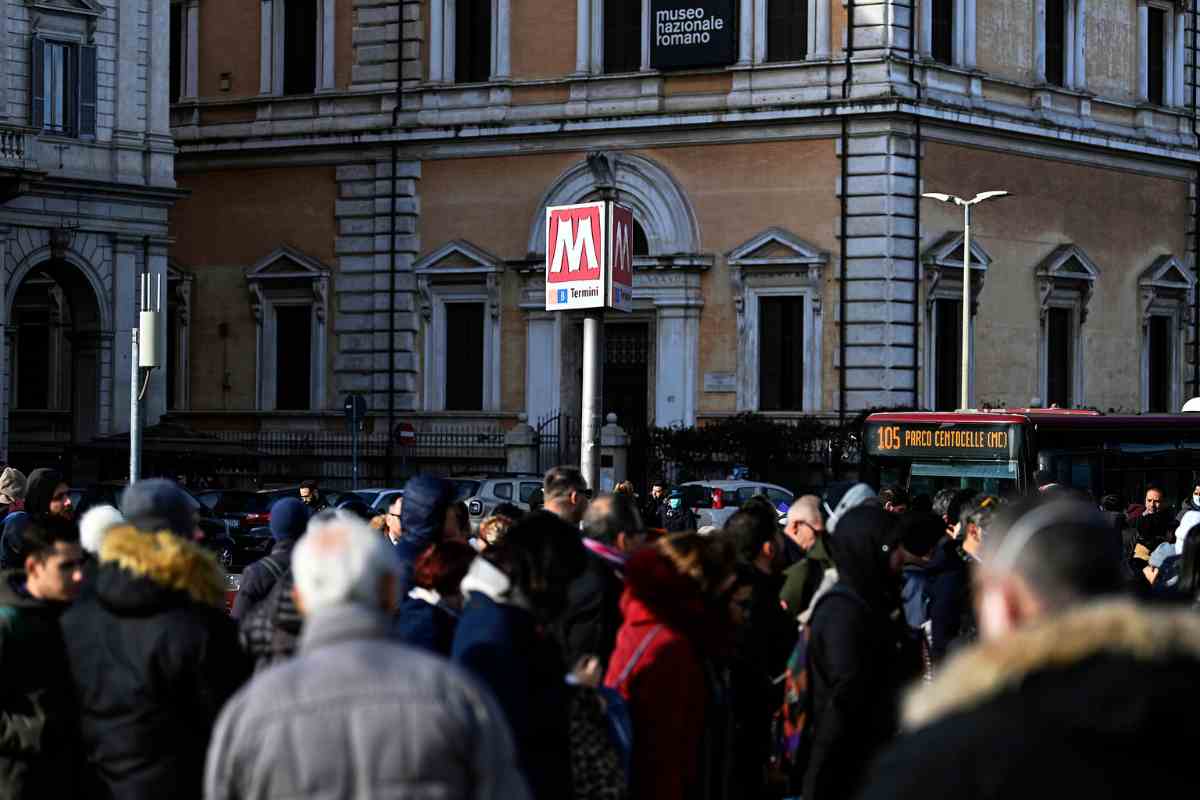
[1,462,1200,799]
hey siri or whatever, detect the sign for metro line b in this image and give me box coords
[545,201,634,313]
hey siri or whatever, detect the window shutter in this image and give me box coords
[79,44,97,137]
[30,37,44,128]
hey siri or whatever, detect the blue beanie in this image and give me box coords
[270,498,309,542]
[121,479,195,538]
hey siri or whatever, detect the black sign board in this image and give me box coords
[865,422,1022,461]
[650,0,736,70]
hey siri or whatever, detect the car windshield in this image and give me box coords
[453,480,481,500]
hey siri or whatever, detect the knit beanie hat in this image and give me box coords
[0,467,26,505]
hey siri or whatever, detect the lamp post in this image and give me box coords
[921,190,1010,410]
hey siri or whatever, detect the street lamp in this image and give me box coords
[921,190,1010,410]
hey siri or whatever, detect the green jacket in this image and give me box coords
[0,570,78,799]
[780,538,835,617]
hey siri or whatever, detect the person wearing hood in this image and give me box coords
[396,474,458,595]
[604,532,737,800]
[231,498,308,620]
[821,482,876,534]
[0,466,26,523]
[60,479,250,800]
[0,515,86,798]
[923,488,978,663]
[858,498,1200,800]
[659,489,697,533]
[452,511,587,800]
[802,506,923,800]
[0,468,72,571]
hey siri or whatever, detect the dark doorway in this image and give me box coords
[604,322,649,487]
[445,302,485,410]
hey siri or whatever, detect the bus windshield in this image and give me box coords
[909,461,1019,497]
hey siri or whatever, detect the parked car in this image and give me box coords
[256,486,351,510]
[678,480,795,529]
[458,473,543,532]
[352,487,405,512]
[71,482,238,571]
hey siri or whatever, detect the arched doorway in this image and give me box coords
[8,258,105,469]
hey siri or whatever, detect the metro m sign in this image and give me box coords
[545,201,635,313]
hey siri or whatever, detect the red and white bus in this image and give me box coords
[861,409,1200,504]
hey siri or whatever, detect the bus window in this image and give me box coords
[909,461,1018,497]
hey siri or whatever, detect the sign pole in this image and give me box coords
[961,203,971,411]
[129,328,140,482]
[580,309,604,493]
[351,406,359,490]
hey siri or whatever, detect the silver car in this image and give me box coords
[678,480,794,529]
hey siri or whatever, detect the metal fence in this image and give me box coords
[213,425,507,489]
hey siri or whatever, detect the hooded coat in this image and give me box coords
[604,547,731,800]
[396,475,457,594]
[0,470,63,571]
[60,526,250,800]
[451,557,571,800]
[802,507,921,800]
[0,570,79,799]
[860,601,1200,800]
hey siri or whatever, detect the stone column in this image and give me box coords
[599,413,629,492]
[655,306,699,427]
[505,415,537,474]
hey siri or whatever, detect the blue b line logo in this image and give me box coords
[557,289,568,303]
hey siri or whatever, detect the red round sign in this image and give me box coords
[394,422,416,446]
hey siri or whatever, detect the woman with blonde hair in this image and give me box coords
[604,533,737,800]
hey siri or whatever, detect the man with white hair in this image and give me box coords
[204,511,529,800]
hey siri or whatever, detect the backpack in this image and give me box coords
[238,568,302,672]
[567,687,628,800]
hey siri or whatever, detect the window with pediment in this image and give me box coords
[1139,255,1194,412]
[415,241,502,412]
[29,0,102,138]
[922,232,992,410]
[727,228,826,412]
[1036,245,1099,408]
[246,246,329,411]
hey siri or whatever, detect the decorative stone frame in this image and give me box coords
[1137,0,1187,106]
[259,0,336,95]
[1034,0,1087,89]
[170,0,199,101]
[414,240,502,412]
[921,232,992,409]
[429,0,512,82]
[747,0,830,63]
[246,246,329,411]
[727,228,826,413]
[1036,244,1099,407]
[1138,254,1194,412]
[167,261,192,410]
[918,0,977,67]
[523,152,709,427]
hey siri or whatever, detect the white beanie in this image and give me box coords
[79,504,124,554]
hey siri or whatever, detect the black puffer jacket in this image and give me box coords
[60,526,250,800]
[0,571,79,798]
[860,601,1200,800]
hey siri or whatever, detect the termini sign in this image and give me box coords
[650,0,736,69]
[545,201,634,313]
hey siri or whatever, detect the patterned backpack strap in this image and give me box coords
[615,624,663,689]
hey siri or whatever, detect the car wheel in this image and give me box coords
[217,547,234,571]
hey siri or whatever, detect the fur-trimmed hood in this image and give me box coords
[96,524,228,610]
[903,600,1200,730]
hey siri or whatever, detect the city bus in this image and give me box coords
[861,409,1200,507]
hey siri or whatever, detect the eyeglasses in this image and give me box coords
[386,512,402,520]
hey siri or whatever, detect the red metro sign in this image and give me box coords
[545,201,634,313]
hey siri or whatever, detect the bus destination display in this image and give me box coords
[866,422,1020,461]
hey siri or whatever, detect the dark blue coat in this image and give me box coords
[394,596,458,656]
[451,591,570,800]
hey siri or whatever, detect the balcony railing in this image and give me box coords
[0,126,35,168]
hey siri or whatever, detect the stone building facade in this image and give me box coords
[0,0,177,469]
[167,0,1200,482]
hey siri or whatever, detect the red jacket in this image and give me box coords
[604,548,716,800]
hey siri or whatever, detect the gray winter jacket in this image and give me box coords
[204,603,531,800]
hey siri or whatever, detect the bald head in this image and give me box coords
[784,495,824,551]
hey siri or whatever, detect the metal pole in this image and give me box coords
[130,328,140,482]
[351,409,359,490]
[961,203,971,411]
[580,309,604,492]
